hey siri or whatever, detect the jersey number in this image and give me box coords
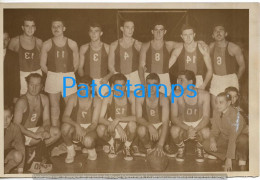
[186,55,196,64]
[124,52,129,60]
[31,113,37,122]
[25,52,34,60]
[57,51,65,58]
[186,108,197,116]
[116,108,125,115]
[93,53,99,62]
[216,56,222,65]
[150,109,156,117]
[82,111,88,118]
[155,53,160,62]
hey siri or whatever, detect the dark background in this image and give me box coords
[4,9,249,113]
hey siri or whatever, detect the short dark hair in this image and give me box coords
[77,75,93,86]
[212,23,227,32]
[146,73,160,84]
[225,86,239,95]
[217,92,232,102]
[25,73,43,85]
[181,24,195,33]
[178,70,196,85]
[89,22,102,31]
[152,21,166,30]
[22,15,36,25]
[121,19,134,27]
[51,17,65,26]
[110,73,127,85]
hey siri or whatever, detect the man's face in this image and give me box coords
[146,79,160,95]
[4,109,13,129]
[212,26,227,41]
[4,32,10,49]
[181,29,195,44]
[152,25,166,40]
[51,21,65,37]
[22,21,36,37]
[121,21,134,38]
[89,27,102,42]
[177,75,191,90]
[215,96,231,113]
[114,80,126,96]
[27,77,42,96]
[78,83,91,97]
[228,91,238,105]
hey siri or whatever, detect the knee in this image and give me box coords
[82,136,94,148]
[200,127,210,140]
[96,125,106,138]
[128,121,137,133]
[170,126,181,139]
[61,123,72,137]
[13,150,23,164]
[137,126,147,138]
[50,126,61,139]
[237,134,248,146]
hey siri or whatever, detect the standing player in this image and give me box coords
[40,17,79,127]
[108,20,142,90]
[78,23,111,95]
[4,105,25,174]
[209,24,245,109]
[13,73,61,173]
[8,15,43,95]
[61,75,102,163]
[139,22,181,96]
[136,73,170,155]
[170,70,210,162]
[97,73,136,161]
[169,24,213,89]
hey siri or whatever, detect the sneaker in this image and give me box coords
[108,144,117,158]
[132,145,146,157]
[65,148,76,164]
[239,160,246,166]
[175,147,185,162]
[195,147,204,163]
[123,146,133,161]
[28,161,41,173]
[87,149,97,161]
[205,153,217,160]
[40,156,53,173]
[82,148,88,154]
[164,144,177,158]
[103,145,110,154]
[51,143,67,157]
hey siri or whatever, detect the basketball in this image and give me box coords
[147,149,169,172]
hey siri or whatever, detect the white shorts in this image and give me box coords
[93,78,109,98]
[25,127,40,146]
[152,122,162,130]
[195,75,203,88]
[20,69,42,95]
[45,71,77,97]
[183,118,202,128]
[108,117,128,139]
[145,72,171,96]
[210,73,239,96]
[124,70,141,91]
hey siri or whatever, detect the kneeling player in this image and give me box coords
[4,105,25,174]
[170,70,210,162]
[61,75,102,163]
[97,73,136,161]
[203,92,248,171]
[136,73,170,156]
[14,73,61,173]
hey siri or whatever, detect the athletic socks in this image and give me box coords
[124,141,132,148]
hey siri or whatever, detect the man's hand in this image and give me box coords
[210,138,217,152]
[148,124,159,141]
[108,119,119,133]
[117,127,127,142]
[224,158,232,171]
[75,124,86,142]
[198,42,209,56]
[34,132,44,140]
[42,131,51,139]
[198,83,206,90]
[154,144,165,157]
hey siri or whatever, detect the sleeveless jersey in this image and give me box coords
[142,95,162,124]
[21,95,43,128]
[18,36,41,72]
[180,90,202,122]
[71,97,93,124]
[107,94,131,119]
[84,43,108,79]
[47,38,74,73]
[176,43,206,77]
[114,40,139,74]
[211,42,238,75]
[146,41,170,74]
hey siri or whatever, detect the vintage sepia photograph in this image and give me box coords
[1,2,259,178]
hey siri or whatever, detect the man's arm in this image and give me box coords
[62,95,78,127]
[116,95,136,122]
[198,43,213,89]
[78,44,88,77]
[108,41,117,74]
[166,41,183,52]
[99,96,112,126]
[210,110,221,140]
[168,46,182,68]
[40,40,51,74]
[8,36,19,52]
[85,97,102,134]
[157,96,169,147]
[41,94,51,131]
[68,39,79,72]
[230,43,245,80]
[194,91,210,131]
[138,43,149,85]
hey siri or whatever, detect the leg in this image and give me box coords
[96,124,111,142]
[236,134,249,163]
[195,127,210,163]
[45,126,61,146]
[170,126,186,162]
[82,131,98,160]
[4,150,23,174]
[27,127,45,146]
[61,123,75,147]
[211,94,217,112]
[125,121,137,145]
[49,93,61,127]
[137,125,151,150]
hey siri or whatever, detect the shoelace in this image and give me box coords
[197,148,202,157]
[125,147,131,156]
[110,146,115,154]
[178,148,184,155]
